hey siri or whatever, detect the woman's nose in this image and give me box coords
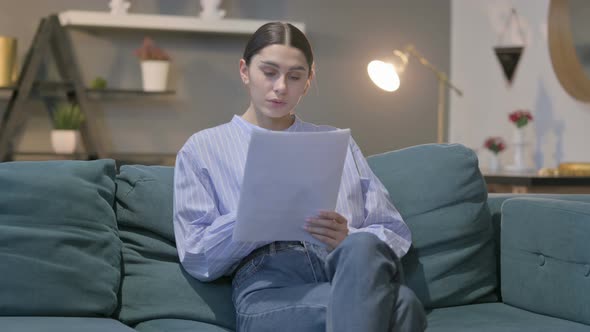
[273,75,287,94]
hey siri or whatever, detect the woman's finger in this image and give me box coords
[304,223,338,237]
[317,210,346,224]
[306,217,341,230]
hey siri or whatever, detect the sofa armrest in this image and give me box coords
[488,193,590,217]
[501,197,590,326]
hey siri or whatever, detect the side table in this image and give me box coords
[482,170,590,194]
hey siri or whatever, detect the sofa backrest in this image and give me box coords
[114,165,235,330]
[0,159,121,317]
[501,197,590,326]
[367,143,498,309]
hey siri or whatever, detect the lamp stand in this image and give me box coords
[437,79,445,143]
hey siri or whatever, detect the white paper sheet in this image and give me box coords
[233,128,351,246]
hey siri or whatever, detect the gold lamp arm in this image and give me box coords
[401,44,463,143]
[403,45,463,97]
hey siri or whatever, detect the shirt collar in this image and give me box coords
[231,114,302,134]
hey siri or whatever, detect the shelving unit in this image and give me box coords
[58,10,305,34]
[0,14,176,162]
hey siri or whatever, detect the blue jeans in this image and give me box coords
[232,232,426,332]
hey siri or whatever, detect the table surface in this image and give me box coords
[482,170,590,186]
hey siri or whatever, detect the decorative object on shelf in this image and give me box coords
[483,136,506,172]
[494,8,526,85]
[558,162,590,176]
[51,102,85,154]
[109,0,131,15]
[135,37,170,92]
[506,109,534,172]
[367,44,463,143]
[0,35,17,87]
[539,163,590,176]
[200,0,226,20]
[90,76,107,89]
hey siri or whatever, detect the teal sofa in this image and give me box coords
[1,143,589,332]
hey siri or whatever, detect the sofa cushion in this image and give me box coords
[0,159,120,317]
[135,319,233,332]
[367,143,497,308]
[0,317,136,332]
[427,303,590,332]
[501,197,590,326]
[115,165,235,329]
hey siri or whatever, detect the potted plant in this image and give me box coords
[507,109,534,172]
[483,136,506,172]
[135,37,170,91]
[51,102,84,154]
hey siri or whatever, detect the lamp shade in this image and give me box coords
[367,60,401,92]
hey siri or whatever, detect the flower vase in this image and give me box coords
[506,127,530,172]
[489,154,500,172]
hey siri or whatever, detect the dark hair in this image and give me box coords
[242,22,314,76]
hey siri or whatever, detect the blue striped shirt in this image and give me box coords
[173,115,411,281]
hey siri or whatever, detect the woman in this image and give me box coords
[173,22,426,332]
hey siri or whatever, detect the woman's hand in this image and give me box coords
[304,211,349,251]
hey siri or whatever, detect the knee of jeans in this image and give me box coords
[340,232,392,259]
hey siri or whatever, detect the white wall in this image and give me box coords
[450,0,590,170]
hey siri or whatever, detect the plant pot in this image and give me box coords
[140,60,169,91]
[51,129,79,154]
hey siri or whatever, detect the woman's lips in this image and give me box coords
[268,99,287,107]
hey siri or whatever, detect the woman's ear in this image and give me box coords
[303,65,315,95]
[239,59,250,85]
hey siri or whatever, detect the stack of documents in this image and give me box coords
[234,128,351,246]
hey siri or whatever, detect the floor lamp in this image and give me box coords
[367,44,463,143]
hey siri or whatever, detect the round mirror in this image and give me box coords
[549,0,590,102]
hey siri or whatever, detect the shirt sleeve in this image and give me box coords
[173,141,258,281]
[346,140,412,258]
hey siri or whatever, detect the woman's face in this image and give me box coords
[240,44,312,120]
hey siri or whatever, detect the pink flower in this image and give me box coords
[484,136,506,154]
[135,37,170,61]
[508,110,533,128]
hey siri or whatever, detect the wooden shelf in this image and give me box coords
[58,10,305,34]
[12,151,176,166]
[0,87,15,101]
[32,81,174,97]
[2,83,174,100]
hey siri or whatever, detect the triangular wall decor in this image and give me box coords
[494,46,523,84]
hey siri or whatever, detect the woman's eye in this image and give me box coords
[263,71,275,77]
[289,76,301,81]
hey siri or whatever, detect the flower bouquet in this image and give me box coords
[508,109,533,128]
[484,137,506,155]
[483,136,506,172]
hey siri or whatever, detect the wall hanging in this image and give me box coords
[494,8,526,85]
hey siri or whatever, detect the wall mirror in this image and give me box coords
[548,0,590,102]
